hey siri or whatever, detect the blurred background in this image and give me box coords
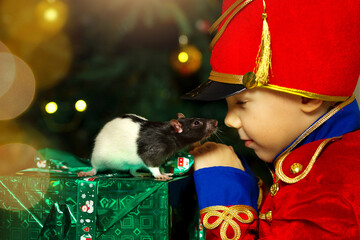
[0,0,270,179]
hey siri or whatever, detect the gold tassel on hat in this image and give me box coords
[254,0,271,86]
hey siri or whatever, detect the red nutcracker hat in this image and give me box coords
[183,0,360,101]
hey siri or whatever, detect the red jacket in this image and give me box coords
[201,130,360,240]
[196,99,360,240]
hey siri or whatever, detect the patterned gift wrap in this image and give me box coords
[0,173,203,240]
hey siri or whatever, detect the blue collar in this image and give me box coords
[274,98,360,161]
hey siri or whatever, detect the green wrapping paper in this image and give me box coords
[0,148,204,239]
[35,148,92,174]
[0,173,203,240]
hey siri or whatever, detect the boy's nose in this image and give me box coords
[225,110,242,129]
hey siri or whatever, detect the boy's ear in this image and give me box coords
[300,97,324,113]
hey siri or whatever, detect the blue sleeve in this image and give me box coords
[193,157,259,211]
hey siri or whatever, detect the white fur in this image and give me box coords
[91,117,146,171]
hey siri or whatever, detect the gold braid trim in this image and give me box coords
[275,136,342,184]
[208,0,254,51]
[261,84,350,102]
[209,70,244,85]
[257,178,264,209]
[200,205,257,240]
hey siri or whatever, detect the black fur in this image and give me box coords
[136,117,218,167]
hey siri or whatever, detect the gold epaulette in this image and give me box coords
[200,205,257,240]
[273,96,355,184]
[275,136,342,184]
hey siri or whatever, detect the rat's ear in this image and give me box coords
[177,113,185,119]
[170,119,183,133]
[300,97,325,113]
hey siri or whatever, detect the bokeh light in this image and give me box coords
[0,55,36,120]
[44,7,58,22]
[45,102,58,114]
[75,100,87,112]
[178,35,188,45]
[0,143,49,210]
[178,51,189,63]
[0,41,11,52]
[1,0,55,45]
[171,45,202,76]
[35,0,68,33]
[0,52,16,98]
[1,0,71,90]
[0,143,37,175]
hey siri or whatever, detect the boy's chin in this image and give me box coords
[254,151,276,163]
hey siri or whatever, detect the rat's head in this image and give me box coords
[170,113,218,144]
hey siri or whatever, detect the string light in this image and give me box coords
[45,102,58,114]
[75,100,87,112]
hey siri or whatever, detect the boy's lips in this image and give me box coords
[243,139,254,147]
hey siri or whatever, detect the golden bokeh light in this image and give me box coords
[75,100,87,112]
[178,51,189,63]
[0,55,36,120]
[171,45,202,76]
[1,0,56,45]
[35,0,68,33]
[0,53,16,98]
[45,102,58,114]
[0,41,11,53]
[44,7,58,22]
[0,0,71,91]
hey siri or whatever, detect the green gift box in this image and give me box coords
[0,173,204,240]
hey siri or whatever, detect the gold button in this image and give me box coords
[265,211,272,222]
[270,183,279,197]
[290,163,303,174]
[243,72,257,89]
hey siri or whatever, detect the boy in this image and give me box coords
[183,0,360,239]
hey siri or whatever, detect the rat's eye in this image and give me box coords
[193,120,201,126]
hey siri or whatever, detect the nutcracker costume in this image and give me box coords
[183,0,360,239]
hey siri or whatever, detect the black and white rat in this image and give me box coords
[78,113,218,180]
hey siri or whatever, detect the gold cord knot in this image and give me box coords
[200,205,256,240]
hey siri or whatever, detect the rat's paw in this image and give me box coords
[148,167,173,181]
[77,168,97,177]
[155,173,173,181]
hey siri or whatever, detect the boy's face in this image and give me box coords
[225,88,308,163]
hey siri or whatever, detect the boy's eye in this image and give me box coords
[236,100,247,105]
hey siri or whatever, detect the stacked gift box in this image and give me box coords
[0,149,205,240]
